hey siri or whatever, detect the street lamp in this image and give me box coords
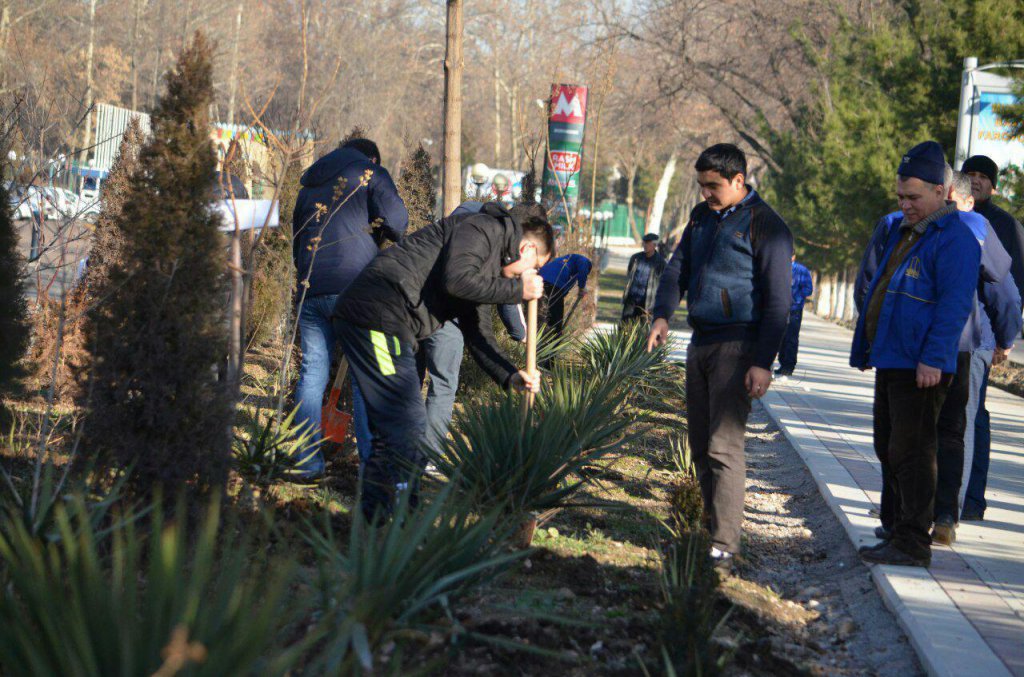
[470,162,490,199]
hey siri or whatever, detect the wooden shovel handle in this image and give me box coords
[524,298,538,410]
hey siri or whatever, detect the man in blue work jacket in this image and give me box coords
[851,141,981,567]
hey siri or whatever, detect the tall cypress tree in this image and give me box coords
[0,174,29,400]
[85,32,233,495]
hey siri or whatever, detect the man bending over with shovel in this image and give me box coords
[333,202,553,521]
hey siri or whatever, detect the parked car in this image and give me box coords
[24,186,57,221]
[4,181,33,220]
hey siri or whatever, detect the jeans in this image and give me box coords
[934,352,971,520]
[295,294,372,473]
[335,320,427,521]
[416,322,464,454]
[777,307,803,371]
[874,368,950,559]
[686,340,754,554]
[963,349,994,516]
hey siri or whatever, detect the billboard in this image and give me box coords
[541,84,588,224]
[954,62,1024,170]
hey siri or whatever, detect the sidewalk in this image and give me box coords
[736,314,1024,677]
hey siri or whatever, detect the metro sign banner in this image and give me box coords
[550,86,587,124]
[541,83,589,225]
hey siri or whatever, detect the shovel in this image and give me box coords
[321,356,353,444]
[515,298,540,548]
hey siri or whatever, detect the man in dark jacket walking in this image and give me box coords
[622,233,666,323]
[647,143,794,571]
[333,202,552,520]
[291,138,408,479]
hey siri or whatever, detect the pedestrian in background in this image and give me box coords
[621,233,666,324]
[775,255,813,377]
[647,143,794,572]
[852,141,980,567]
[963,154,1024,307]
[539,252,591,338]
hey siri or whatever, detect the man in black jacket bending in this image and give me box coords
[333,202,553,520]
[647,144,793,571]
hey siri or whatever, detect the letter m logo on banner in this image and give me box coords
[550,85,588,124]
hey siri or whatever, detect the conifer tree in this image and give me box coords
[396,143,436,234]
[85,32,233,495]
[0,175,29,399]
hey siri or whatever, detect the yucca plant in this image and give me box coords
[426,373,636,522]
[656,527,731,677]
[0,417,133,544]
[0,495,304,676]
[578,321,680,412]
[232,405,320,484]
[305,487,524,674]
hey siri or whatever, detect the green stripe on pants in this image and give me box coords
[370,330,395,376]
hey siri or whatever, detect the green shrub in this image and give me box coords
[305,487,523,673]
[0,495,302,676]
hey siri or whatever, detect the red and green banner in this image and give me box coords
[541,84,588,225]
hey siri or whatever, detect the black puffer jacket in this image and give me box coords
[334,202,524,386]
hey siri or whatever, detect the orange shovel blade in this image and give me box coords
[321,387,352,444]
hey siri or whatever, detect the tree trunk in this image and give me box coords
[834,268,847,321]
[816,274,832,317]
[844,267,857,322]
[129,0,144,112]
[648,151,677,236]
[509,82,517,169]
[226,0,244,125]
[493,66,501,167]
[441,0,463,216]
[77,0,98,176]
[227,229,243,391]
[625,163,640,241]
[0,4,12,92]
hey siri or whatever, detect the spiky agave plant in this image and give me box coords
[425,369,637,522]
[0,495,304,676]
[305,486,524,674]
[655,527,732,677]
[232,405,320,484]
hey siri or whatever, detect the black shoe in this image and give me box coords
[931,515,956,546]
[774,368,794,377]
[874,526,892,540]
[860,542,930,567]
[858,540,889,554]
[960,508,984,522]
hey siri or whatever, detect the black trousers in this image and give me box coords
[777,307,803,371]
[934,351,972,521]
[543,281,566,337]
[874,368,951,559]
[686,340,754,554]
[335,320,427,520]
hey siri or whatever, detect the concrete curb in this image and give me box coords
[760,390,1012,677]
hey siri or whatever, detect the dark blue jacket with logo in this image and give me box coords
[850,210,981,374]
[855,210,1020,352]
[292,147,409,298]
[652,189,794,370]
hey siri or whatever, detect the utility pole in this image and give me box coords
[442,0,463,216]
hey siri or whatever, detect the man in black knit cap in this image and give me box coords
[962,154,1024,310]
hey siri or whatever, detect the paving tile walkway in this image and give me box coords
[660,313,1024,677]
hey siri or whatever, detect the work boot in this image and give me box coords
[860,542,930,568]
[931,515,957,546]
[874,525,892,540]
